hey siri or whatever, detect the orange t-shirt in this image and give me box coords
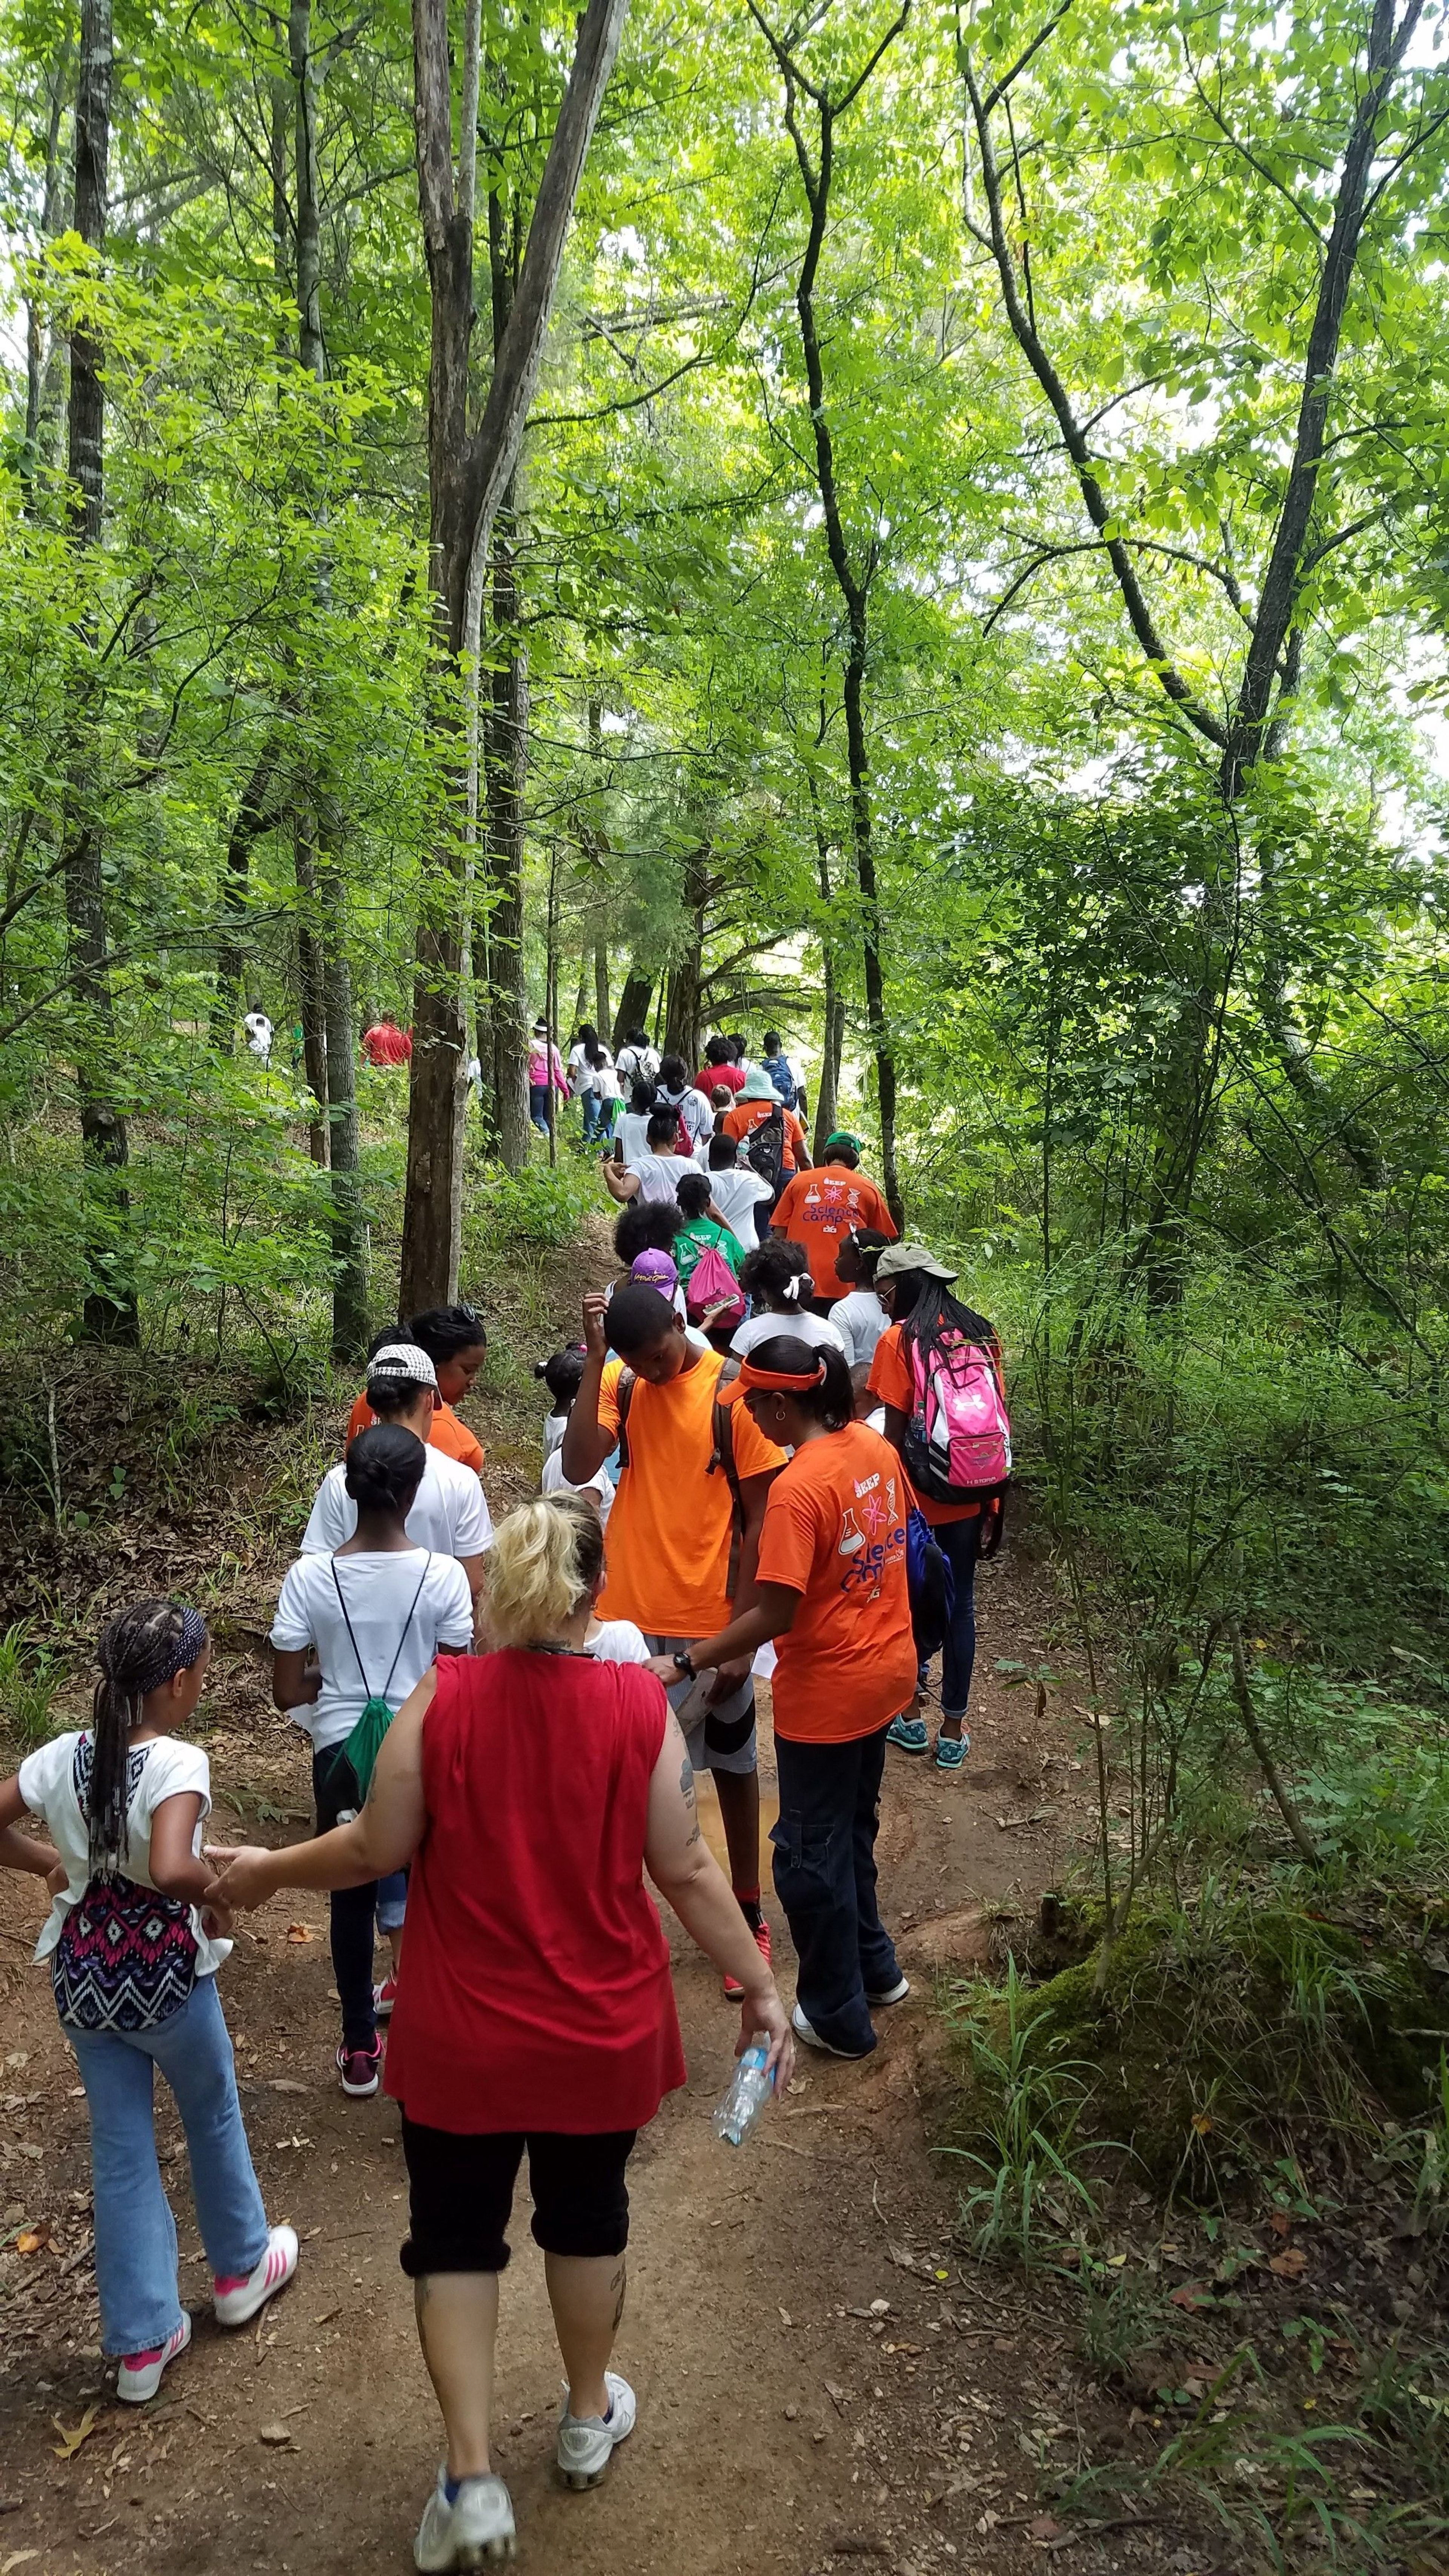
[595,1352,785,1634]
[721,1098,808,1174]
[867,1323,987,1525]
[771,1169,897,1299]
[345,1392,485,1477]
[754,1423,917,1743]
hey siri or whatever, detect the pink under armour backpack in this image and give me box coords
[902,1326,1011,1506]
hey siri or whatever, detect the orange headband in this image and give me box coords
[736,1353,828,1395]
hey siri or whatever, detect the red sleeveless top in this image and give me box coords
[383,1650,686,2134]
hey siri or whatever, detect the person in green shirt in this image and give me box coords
[673,1173,746,1324]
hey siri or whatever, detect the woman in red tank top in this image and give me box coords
[205,1493,792,2569]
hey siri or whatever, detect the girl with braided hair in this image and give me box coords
[0,1600,296,2402]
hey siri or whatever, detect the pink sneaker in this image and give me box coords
[214,2224,299,2328]
[117,2311,192,2404]
[337,2038,382,2098]
[373,1970,399,2019]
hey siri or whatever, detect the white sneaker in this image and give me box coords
[791,2001,872,2059]
[413,2469,515,2569]
[117,2310,192,2404]
[868,1975,911,2007]
[214,2224,299,2327]
[557,2370,637,2489]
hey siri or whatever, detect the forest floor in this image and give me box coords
[0,1207,1440,2576]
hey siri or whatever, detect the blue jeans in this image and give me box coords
[924,1513,981,1719]
[581,1090,603,1142]
[771,1726,899,2056]
[66,1975,268,2355]
[529,1082,551,1134]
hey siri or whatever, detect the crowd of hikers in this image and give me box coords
[0,1026,1012,2573]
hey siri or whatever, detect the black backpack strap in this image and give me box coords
[380,1556,432,1700]
[614,1368,637,1470]
[706,1358,746,1599]
[330,1557,374,1699]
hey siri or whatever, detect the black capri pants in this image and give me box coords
[399,2116,637,2276]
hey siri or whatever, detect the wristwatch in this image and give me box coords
[672,1648,696,1679]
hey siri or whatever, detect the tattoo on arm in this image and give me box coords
[680,1754,696,1808]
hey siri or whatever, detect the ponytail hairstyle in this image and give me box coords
[674,1169,713,1220]
[89,1601,208,1865]
[747,1333,855,1432]
[890,1272,999,1377]
[739,1237,811,1312]
[628,1074,658,1116]
[408,1303,486,1364]
[482,1493,605,1648]
[646,1105,682,1151]
[534,1343,587,1414]
[344,1423,427,1521]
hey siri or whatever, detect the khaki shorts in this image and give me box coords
[645,1633,757,1776]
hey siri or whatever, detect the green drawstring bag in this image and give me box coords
[331,1554,431,1801]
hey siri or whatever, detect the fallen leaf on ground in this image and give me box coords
[1269,2247,1309,2279]
[1270,2211,1292,2238]
[1170,2283,1214,2311]
[1191,2111,1213,2136]
[285,1925,314,1945]
[1029,2516,1064,2543]
[51,2406,98,2461]
[270,2079,309,2095]
[3,2550,41,2573]
[778,2307,794,2327]
[14,2228,49,2256]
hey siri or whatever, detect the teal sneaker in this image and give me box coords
[886,1714,928,1754]
[934,1730,970,1770]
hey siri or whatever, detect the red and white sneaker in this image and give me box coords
[373,1970,399,2019]
[337,2038,383,2098]
[117,2311,192,2404]
[724,1915,772,2002]
[214,2224,299,2328]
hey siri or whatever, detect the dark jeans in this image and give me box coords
[313,1744,377,2052]
[529,1082,552,1135]
[928,1513,982,1719]
[771,1726,899,2056]
[399,2120,637,2273]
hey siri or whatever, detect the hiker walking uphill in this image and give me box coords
[562,1283,787,1991]
[721,1067,809,1187]
[868,1244,1011,1773]
[772,1133,897,1313]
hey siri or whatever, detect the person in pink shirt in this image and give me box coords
[528,1022,568,1133]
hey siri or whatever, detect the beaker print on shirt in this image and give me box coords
[838,1506,866,1555]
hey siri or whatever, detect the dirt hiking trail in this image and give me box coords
[0,1224,1150,2576]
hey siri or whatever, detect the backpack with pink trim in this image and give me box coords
[901,1299,1011,1546]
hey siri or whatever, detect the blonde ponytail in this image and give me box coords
[482,1493,604,1649]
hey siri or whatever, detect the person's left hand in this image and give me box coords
[199,1896,234,1940]
[201,1844,275,1912]
[706,1655,751,1707]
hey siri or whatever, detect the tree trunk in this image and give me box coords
[611,968,653,1054]
[665,846,708,1067]
[485,511,531,1173]
[401,0,628,1307]
[63,0,136,1346]
[211,744,279,1044]
[315,810,368,1356]
[757,29,907,1223]
[288,0,325,380]
[20,32,70,512]
[593,933,610,1042]
[813,958,844,1157]
[292,815,329,1166]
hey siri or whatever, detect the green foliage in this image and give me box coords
[466,1156,600,1254]
[0,1618,62,1753]
[941,1956,1109,2263]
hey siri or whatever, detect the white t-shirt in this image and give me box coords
[628,1151,698,1205]
[615,1111,651,1166]
[18,1731,230,1976]
[828,1289,889,1369]
[730,1310,846,1356]
[541,1442,614,1527]
[542,1412,568,1463]
[615,1044,660,1090]
[300,1449,493,1560]
[270,1549,474,1752]
[586,1618,649,1664]
[707,1166,774,1238]
[243,1012,273,1060]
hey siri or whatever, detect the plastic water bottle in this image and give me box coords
[713,2039,774,2146]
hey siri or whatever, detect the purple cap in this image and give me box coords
[631,1249,678,1287]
